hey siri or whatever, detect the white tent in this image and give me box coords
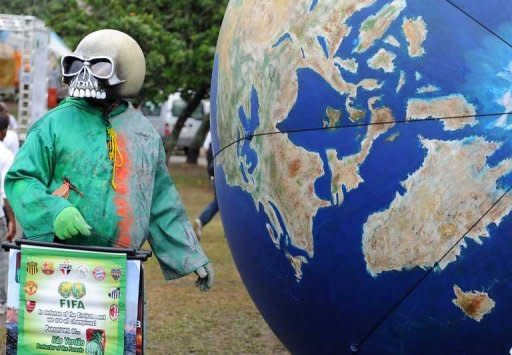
[49,31,71,58]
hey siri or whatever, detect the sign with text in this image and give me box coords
[17,245,127,355]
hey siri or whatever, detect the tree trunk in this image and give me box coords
[186,112,211,164]
[163,85,209,164]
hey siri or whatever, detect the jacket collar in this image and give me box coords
[62,97,129,117]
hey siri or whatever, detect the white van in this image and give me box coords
[160,93,210,152]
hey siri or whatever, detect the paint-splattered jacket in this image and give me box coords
[5,98,208,280]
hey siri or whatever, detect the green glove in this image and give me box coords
[53,207,92,240]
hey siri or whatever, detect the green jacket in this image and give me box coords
[6,98,208,280]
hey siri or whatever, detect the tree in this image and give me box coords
[1,0,228,163]
[188,109,211,164]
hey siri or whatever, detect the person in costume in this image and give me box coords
[5,29,213,291]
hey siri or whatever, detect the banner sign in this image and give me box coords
[14,245,127,355]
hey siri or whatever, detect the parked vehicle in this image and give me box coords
[160,93,210,153]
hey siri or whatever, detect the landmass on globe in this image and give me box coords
[406,95,477,130]
[402,16,427,57]
[363,137,512,275]
[452,285,495,322]
[355,0,406,53]
[367,48,396,73]
[416,84,439,94]
[322,107,342,128]
[214,0,512,288]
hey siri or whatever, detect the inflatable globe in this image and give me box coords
[211,1,512,353]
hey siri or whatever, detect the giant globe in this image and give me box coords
[211,1,512,353]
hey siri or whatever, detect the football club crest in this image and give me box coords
[24,281,38,296]
[76,265,89,279]
[109,304,119,320]
[23,281,37,296]
[26,261,38,275]
[108,287,121,299]
[59,261,72,275]
[42,261,55,275]
[111,266,122,281]
[93,266,106,281]
[26,300,36,313]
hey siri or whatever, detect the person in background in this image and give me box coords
[0,112,16,314]
[193,131,219,240]
[0,102,20,155]
[3,129,19,156]
[0,102,19,131]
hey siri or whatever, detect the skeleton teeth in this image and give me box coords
[79,89,85,98]
[91,89,97,98]
[68,88,73,96]
[72,88,78,97]
[100,91,106,99]
[85,89,91,98]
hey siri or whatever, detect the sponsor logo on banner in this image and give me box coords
[58,281,73,298]
[59,261,72,275]
[26,300,36,313]
[24,281,38,296]
[93,266,106,281]
[26,261,38,275]
[42,261,55,275]
[108,287,121,299]
[60,299,85,309]
[109,304,119,320]
[59,282,87,309]
[76,265,89,279]
[111,266,122,281]
[72,282,87,299]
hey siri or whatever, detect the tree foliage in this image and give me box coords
[0,0,228,103]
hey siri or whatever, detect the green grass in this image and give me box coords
[146,163,287,354]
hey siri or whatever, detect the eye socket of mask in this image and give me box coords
[61,55,115,80]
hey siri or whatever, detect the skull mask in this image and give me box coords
[61,29,146,100]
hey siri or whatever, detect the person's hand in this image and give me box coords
[54,207,91,240]
[6,220,16,241]
[194,263,214,292]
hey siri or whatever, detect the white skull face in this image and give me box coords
[61,55,123,99]
[62,29,146,100]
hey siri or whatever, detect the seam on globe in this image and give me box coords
[353,184,512,350]
[213,111,512,161]
[445,0,512,50]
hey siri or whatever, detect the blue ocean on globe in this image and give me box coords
[211,1,512,353]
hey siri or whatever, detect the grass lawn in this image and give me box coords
[146,162,288,354]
